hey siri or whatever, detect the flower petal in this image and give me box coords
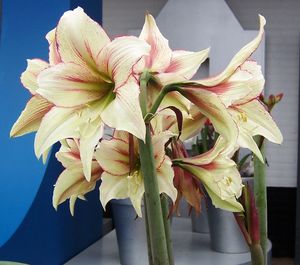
[181,88,238,147]
[95,138,130,176]
[156,156,177,203]
[194,15,266,86]
[229,99,283,144]
[101,80,146,141]
[56,139,81,168]
[179,164,243,212]
[152,131,175,168]
[180,105,207,141]
[157,48,210,85]
[34,107,82,158]
[139,14,172,72]
[204,61,265,107]
[46,28,61,65]
[10,96,53,137]
[37,63,112,108]
[99,172,128,210]
[21,59,49,94]
[56,7,110,71]
[79,121,104,181]
[53,163,101,215]
[97,36,150,88]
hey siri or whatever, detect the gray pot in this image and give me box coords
[207,177,254,254]
[191,199,210,233]
[111,199,147,265]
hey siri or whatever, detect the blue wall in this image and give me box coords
[0,0,103,264]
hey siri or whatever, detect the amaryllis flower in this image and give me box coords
[138,14,210,113]
[53,139,102,216]
[12,7,150,181]
[95,131,177,217]
[173,137,244,212]
[182,15,282,160]
[138,14,239,148]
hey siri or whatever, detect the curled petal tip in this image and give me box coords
[258,14,266,26]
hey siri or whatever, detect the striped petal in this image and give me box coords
[56,7,110,70]
[53,162,101,215]
[10,96,53,137]
[21,59,49,94]
[34,107,82,158]
[95,138,130,176]
[99,172,129,210]
[37,63,112,108]
[194,15,266,86]
[157,48,210,85]
[204,61,265,107]
[178,162,243,212]
[46,28,61,65]
[97,36,150,89]
[156,156,177,203]
[230,99,283,144]
[101,80,146,141]
[181,88,238,147]
[139,14,172,72]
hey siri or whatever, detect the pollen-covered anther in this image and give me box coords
[238,112,248,122]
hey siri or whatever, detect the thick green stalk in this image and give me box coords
[253,136,267,263]
[161,194,174,265]
[144,196,154,265]
[138,126,170,265]
[250,244,265,265]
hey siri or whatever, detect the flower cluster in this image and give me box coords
[11,8,282,216]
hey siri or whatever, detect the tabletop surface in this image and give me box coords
[65,217,257,265]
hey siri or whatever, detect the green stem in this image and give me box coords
[201,126,208,152]
[144,196,154,265]
[250,244,265,265]
[161,194,174,265]
[253,136,267,263]
[138,125,170,265]
[145,85,180,123]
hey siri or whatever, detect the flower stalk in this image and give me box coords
[253,136,267,262]
[138,125,170,265]
[138,71,171,265]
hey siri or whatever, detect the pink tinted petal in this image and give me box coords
[56,7,110,70]
[182,88,238,147]
[46,28,61,65]
[157,48,210,85]
[37,63,111,107]
[204,61,265,107]
[98,36,150,89]
[139,14,172,72]
[95,138,130,176]
[194,15,266,86]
